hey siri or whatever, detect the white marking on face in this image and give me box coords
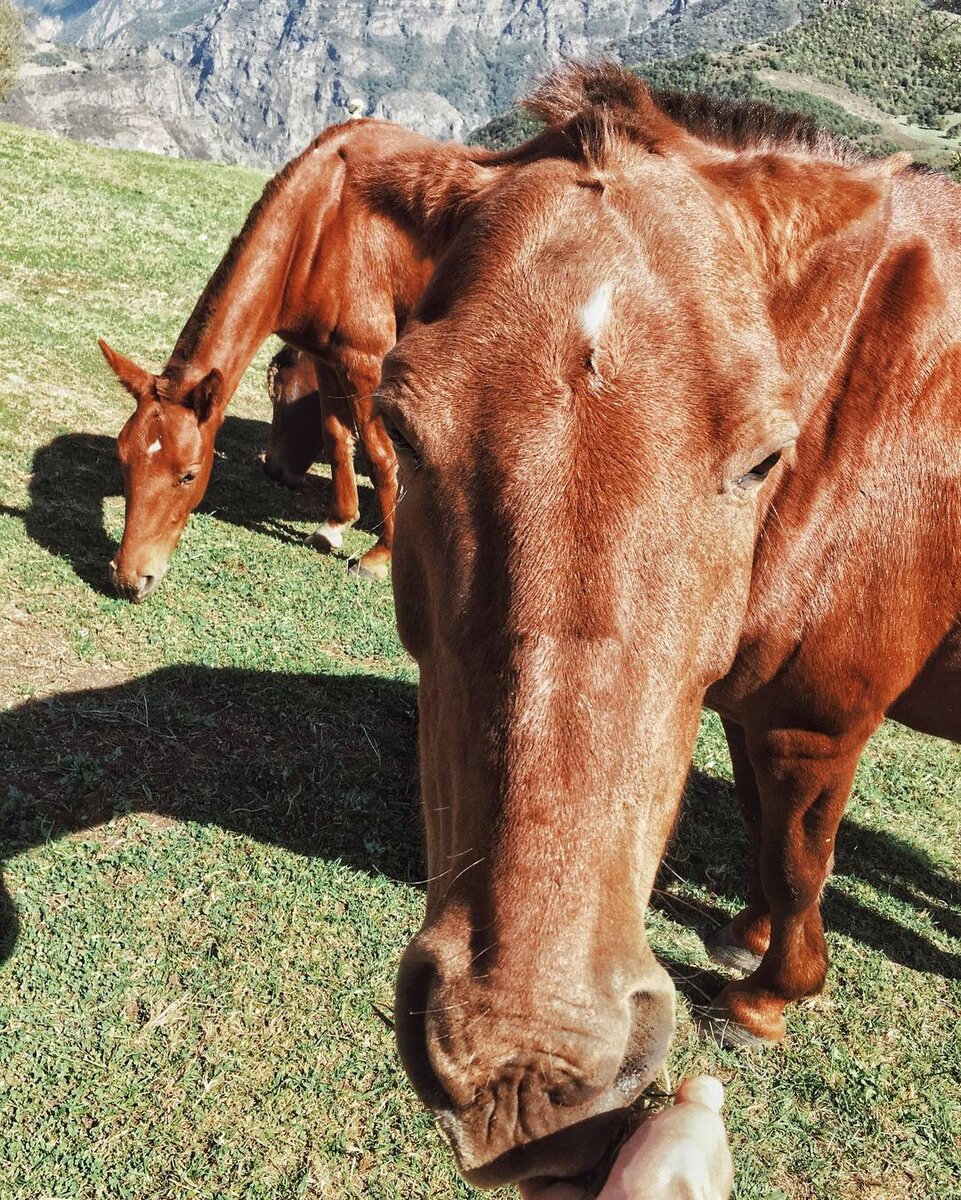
[577,280,613,343]
[146,439,162,456]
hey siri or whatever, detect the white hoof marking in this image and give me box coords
[309,521,348,551]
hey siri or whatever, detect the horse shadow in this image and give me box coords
[0,419,377,596]
[655,763,960,1010]
[2,668,956,989]
[0,666,421,966]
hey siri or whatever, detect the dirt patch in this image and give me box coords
[0,600,131,706]
[756,69,954,154]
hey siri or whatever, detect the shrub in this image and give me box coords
[0,0,23,102]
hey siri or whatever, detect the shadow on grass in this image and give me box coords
[0,420,377,596]
[0,666,420,965]
[657,766,961,985]
[2,672,957,984]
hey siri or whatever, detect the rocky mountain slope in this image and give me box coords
[2,0,814,165]
[12,0,215,47]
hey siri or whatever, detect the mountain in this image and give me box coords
[15,0,217,46]
[5,0,958,173]
[2,0,814,166]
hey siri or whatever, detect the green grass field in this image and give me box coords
[0,121,959,1200]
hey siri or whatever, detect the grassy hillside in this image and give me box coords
[472,0,961,176]
[767,0,961,127]
[1,122,960,1200]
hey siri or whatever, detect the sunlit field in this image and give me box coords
[1,122,958,1199]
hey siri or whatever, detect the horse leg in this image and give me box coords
[264,349,324,488]
[704,718,769,975]
[306,363,360,554]
[709,722,874,1046]
[343,353,396,583]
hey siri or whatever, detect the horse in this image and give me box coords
[262,345,327,490]
[351,63,961,1192]
[99,119,436,600]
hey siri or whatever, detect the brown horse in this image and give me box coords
[353,64,961,1191]
[262,345,327,490]
[100,119,436,599]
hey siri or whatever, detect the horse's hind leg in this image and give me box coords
[705,719,770,975]
[708,719,875,1045]
[306,362,361,554]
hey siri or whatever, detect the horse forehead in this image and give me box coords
[129,402,197,457]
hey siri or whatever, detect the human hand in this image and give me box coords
[518,1077,733,1200]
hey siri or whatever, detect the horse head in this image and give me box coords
[99,339,224,601]
[351,60,902,1190]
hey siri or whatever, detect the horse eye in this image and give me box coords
[382,417,418,463]
[738,451,782,487]
[180,471,197,485]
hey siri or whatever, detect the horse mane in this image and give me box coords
[517,60,862,169]
[519,62,681,167]
[648,87,840,155]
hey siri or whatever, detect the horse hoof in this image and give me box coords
[696,1006,780,1049]
[699,982,787,1047]
[704,922,764,976]
[307,522,347,553]
[348,556,389,582]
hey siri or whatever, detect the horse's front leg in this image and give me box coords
[710,719,876,1045]
[306,362,361,554]
[343,352,396,583]
[705,718,771,975]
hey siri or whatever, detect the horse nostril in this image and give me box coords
[133,574,156,603]
[613,977,676,1097]
[395,950,452,1111]
[547,1075,600,1108]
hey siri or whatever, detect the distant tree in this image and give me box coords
[0,0,24,102]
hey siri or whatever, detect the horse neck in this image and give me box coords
[164,177,308,402]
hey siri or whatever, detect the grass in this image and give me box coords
[0,120,959,1199]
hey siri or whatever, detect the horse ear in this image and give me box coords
[360,146,496,251]
[98,339,154,399]
[182,369,224,424]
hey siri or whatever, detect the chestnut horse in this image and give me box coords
[262,345,327,489]
[354,64,961,1191]
[100,119,435,598]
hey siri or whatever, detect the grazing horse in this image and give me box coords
[262,345,327,490]
[100,119,436,599]
[355,64,961,1191]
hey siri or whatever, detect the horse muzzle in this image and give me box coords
[394,938,676,1190]
[109,557,167,602]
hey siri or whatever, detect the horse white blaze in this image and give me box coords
[577,280,613,344]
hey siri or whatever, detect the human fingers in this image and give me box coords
[675,1076,725,1113]
[598,1079,732,1200]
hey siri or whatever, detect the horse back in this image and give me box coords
[279,120,438,362]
